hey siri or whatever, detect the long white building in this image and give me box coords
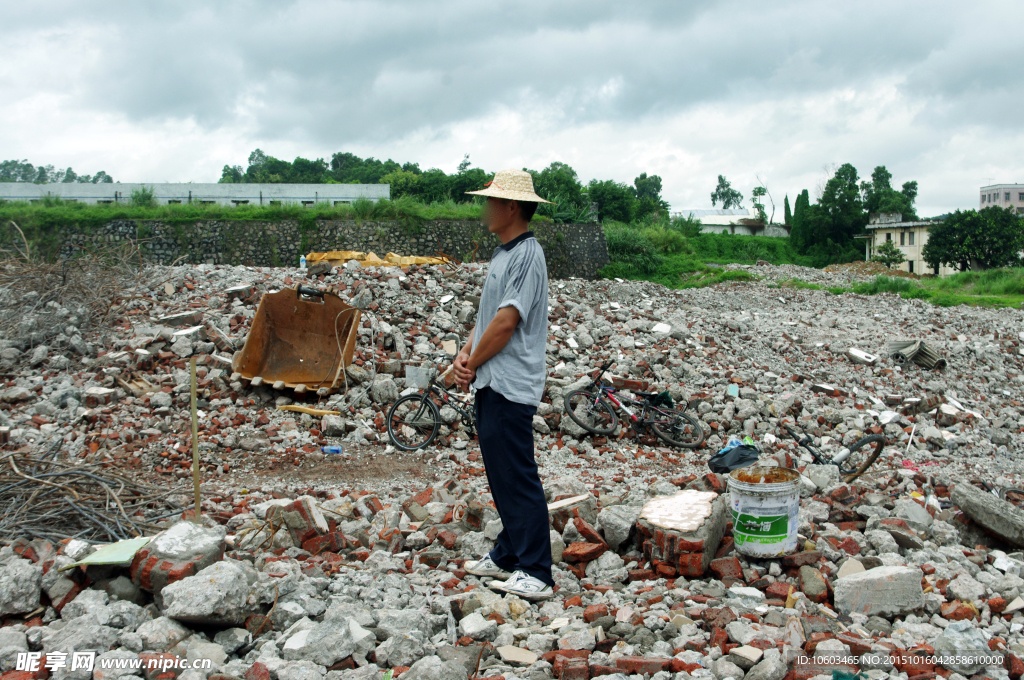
[0,182,390,206]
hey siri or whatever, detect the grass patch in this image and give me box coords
[833,273,1024,308]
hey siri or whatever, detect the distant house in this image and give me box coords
[670,209,790,237]
[980,183,1024,214]
[856,213,958,277]
[0,182,389,207]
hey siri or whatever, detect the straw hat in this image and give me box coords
[465,169,552,204]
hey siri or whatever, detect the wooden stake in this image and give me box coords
[190,357,201,521]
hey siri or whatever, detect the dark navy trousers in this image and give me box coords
[475,386,554,586]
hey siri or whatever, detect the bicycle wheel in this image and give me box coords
[651,408,706,449]
[387,394,441,451]
[839,434,886,482]
[564,390,618,435]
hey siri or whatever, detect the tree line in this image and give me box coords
[0,159,113,184]
[219,150,670,224]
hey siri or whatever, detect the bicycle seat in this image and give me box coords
[634,391,658,399]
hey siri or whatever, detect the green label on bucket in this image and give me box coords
[731,510,788,544]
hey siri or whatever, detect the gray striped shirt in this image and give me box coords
[472,231,548,406]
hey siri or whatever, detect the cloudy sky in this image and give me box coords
[3,0,1022,216]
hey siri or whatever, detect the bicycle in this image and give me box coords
[563,361,706,449]
[386,368,476,451]
[782,422,886,482]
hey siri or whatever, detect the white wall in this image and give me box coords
[0,182,390,206]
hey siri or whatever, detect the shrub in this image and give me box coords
[603,223,662,275]
[130,185,156,208]
[641,227,691,255]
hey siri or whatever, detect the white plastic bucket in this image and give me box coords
[727,466,801,558]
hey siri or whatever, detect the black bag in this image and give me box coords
[651,390,674,408]
[707,445,760,474]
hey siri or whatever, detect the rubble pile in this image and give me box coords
[1,258,1024,680]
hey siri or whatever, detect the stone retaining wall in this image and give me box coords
[56,219,609,279]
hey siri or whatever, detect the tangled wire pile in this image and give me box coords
[0,442,185,543]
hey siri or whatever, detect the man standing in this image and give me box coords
[453,169,554,601]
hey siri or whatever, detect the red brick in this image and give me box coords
[709,556,743,582]
[894,647,935,676]
[437,531,457,550]
[710,627,729,652]
[139,653,181,680]
[574,517,607,546]
[990,597,1008,614]
[939,601,975,621]
[669,660,703,674]
[563,543,607,563]
[1006,653,1024,680]
[836,634,872,655]
[675,553,708,577]
[700,607,737,629]
[615,657,670,675]
[589,666,620,677]
[301,532,347,554]
[411,488,434,506]
[880,517,911,530]
[782,551,821,568]
[245,667,270,680]
[561,658,590,680]
[628,568,655,582]
[766,582,794,599]
[837,538,861,555]
[584,604,609,623]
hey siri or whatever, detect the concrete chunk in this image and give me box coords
[160,560,256,626]
[952,481,1024,547]
[0,559,41,616]
[833,565,923,617]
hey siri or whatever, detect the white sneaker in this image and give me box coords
[463,554,510,578]
[490,570,554,601]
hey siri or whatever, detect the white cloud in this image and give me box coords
[1,0,1022,218]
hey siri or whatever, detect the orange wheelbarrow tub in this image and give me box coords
[231,285,361,395]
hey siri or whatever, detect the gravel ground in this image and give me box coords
[1,259,1023,680]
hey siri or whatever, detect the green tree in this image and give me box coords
[219,165,245,183]
[378,169,421,198]
[710,175,743,209]
[633,172,670,221]
[860,166,918,219]
[871,239,905,269]
[531,162,585,206]
[923,207,1024,272]
[751,186,768,223]
[789,189,811,247]
[783,195,792,225]
[588,179,636,223]
[1,160,114,184]
[802,163,865,246]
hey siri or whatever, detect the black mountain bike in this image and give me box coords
[386,368,475,451]
[563,361,706,449]
[783,423,886,482]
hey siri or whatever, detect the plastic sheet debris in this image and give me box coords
[708,444,761,474]
[888,339,946,370]
[306,251,451,268]
[277,405,341,417]
[58,537,151,571]
[846,347,878,365]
